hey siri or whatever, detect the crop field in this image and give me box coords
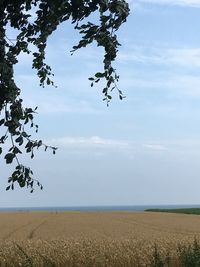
[0,211,200,266]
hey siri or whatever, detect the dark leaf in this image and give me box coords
[4,153,15,164]
[6,186,10,191]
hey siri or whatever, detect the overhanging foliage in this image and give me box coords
[0,0,129,192]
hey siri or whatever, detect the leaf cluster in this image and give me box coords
[0,0,129,191]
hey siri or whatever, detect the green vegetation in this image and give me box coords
[148,239,200,267]
[145,208,200,215]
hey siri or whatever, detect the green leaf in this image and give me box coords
[19,180,26,188]
[4,153,15,164]
[95,72,105,78]
[6,185,10,191]
[16,136,23,146]
[21,132,28,137]
[13,146,22,154]
[0,119,4,126]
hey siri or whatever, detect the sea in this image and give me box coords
[0,204,200,212]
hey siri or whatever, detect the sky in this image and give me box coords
[1,0,200,207]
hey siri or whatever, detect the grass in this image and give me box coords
[145,208,200,215]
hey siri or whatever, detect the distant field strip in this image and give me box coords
[0,211,200,266]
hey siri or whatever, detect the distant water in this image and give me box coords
[0,204,200,212]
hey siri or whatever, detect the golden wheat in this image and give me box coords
[0,211,199,266]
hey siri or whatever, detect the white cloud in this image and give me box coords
[120,73,200,99]
[139,0,200,8]
[49,137,200,155]
[142,144,168,151]
[119,47,200,68]
[49,136,129,149]
[118,46,200,98]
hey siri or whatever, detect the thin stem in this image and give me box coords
[5,35,16,46]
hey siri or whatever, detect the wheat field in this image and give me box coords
[0,211,200,266]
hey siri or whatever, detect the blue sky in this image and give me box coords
[1,0,200,207]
